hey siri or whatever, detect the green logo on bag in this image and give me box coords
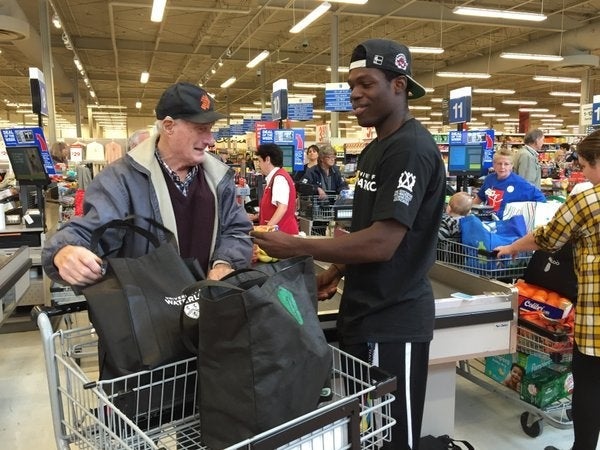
[277,287,304,325]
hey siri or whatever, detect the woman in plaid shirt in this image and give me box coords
[496,129,600,450]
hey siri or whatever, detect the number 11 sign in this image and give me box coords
[449,86,472,125]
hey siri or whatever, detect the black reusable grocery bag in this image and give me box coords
[82,216,201,379]
[523,242,578,302]
[182,255,332,449]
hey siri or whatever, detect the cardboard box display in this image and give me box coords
[519,295,572,320]
[484,352,552,392]
[520,364,573,408]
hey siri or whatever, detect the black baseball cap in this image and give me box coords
[155,82,226,123]
[349,39,426,100]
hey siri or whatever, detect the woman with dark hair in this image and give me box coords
[50,141,69,164]
[251,143,298,235]
[497,129,600,450]
[293,144,319,181]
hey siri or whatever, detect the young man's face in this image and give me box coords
[348,67,400,129]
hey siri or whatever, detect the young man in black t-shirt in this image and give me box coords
[253,39,446,449]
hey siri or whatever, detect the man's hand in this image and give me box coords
[316,266,342,301]
[54,245,104,286]
[208,263,234,280]
[250,230,299,259]
[317,187,327,200]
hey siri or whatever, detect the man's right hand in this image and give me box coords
[53,245,104,286]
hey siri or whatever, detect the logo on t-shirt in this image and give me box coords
[356,171,377,192]
[485,187,505,212]
[394,171,416,205]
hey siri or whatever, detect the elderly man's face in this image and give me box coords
[162,118,216,168]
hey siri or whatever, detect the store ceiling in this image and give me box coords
[2,0,600,136]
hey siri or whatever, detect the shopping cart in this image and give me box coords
[457,317,573,439]
[436,238,532,280]
[297,194,353,236]
[34,306,396,450]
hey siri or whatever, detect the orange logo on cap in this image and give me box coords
[199,93,211,111]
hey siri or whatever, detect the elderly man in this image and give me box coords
[42,82,253,286]
[514,128,544,187]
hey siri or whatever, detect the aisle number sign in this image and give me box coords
[448,87,472,124]
[592,94,600,126]
[271,79,288,121]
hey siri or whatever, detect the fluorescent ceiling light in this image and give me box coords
[530,113,556,118]
[471,107,495,111]
[408,105,432,110]
[453,6,546,22]
[323,0,367,4]
[502,100,538,105]
[240,106,261,111]
[436,71,491,79]
[90,91,96,98]
[140,71,150,84]
[290,2,331,34]
[570,110,580,114]
[519,108,549,112]
[293,82,326,89]
[473,88,515,94]
[52,14,61,29]
[481,113,511,117]
[409,46,444,54]
[540,118,564,122]
[430,112,443,116]
[549,91,581,97]
[326,66,350,73]
[220,77,236,88]
[151,0,167,22]
[501,52,563,62]
[135,101,142,109]
[247,50,270,69]
[424,87,435,93]
[533,75,581,83]
[562,103,580,107]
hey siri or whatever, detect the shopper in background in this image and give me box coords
[293,144,319,181]
[249,143,298,235]
[513,128,544,187]
[300,145,348,199]
[42,81,253,285]
[473,147,546,219]
[438,191,472,240]
[218,148,233,165]
[253,38,446,450]
[50,141,69,164]
[495,129,600,450]
[127,128,150,151]
[245,152,255,172]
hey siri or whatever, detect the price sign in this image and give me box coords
[448,87,472,125]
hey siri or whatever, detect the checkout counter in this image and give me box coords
[316,260,518,438]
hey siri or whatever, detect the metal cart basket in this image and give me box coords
[36,308,396,450]
[436,238,532,280]
[458,317,573,439]
[297,194,353,236]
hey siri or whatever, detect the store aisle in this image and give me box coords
[0,327,591,450]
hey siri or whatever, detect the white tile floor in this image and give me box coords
[0,325,590,450]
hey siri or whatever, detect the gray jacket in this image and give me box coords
[513,145,541,188]
[42,132,253,283]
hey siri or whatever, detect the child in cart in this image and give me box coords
[438,191,472,240]
[495,129,600,450]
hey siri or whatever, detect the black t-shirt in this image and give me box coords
[338,119,446,344]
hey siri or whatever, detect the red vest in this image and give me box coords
[259,168,299,235]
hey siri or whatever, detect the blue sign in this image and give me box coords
[1,127,56,175]
[448,129,495,174]
[448,96,472,124]
[230,123,245,135]
[288,100,313,121]
[271,89,288,121]
[592,101,600,126]
[325,83,352,111]
[259,128,305,172]
[261,112,273,121]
